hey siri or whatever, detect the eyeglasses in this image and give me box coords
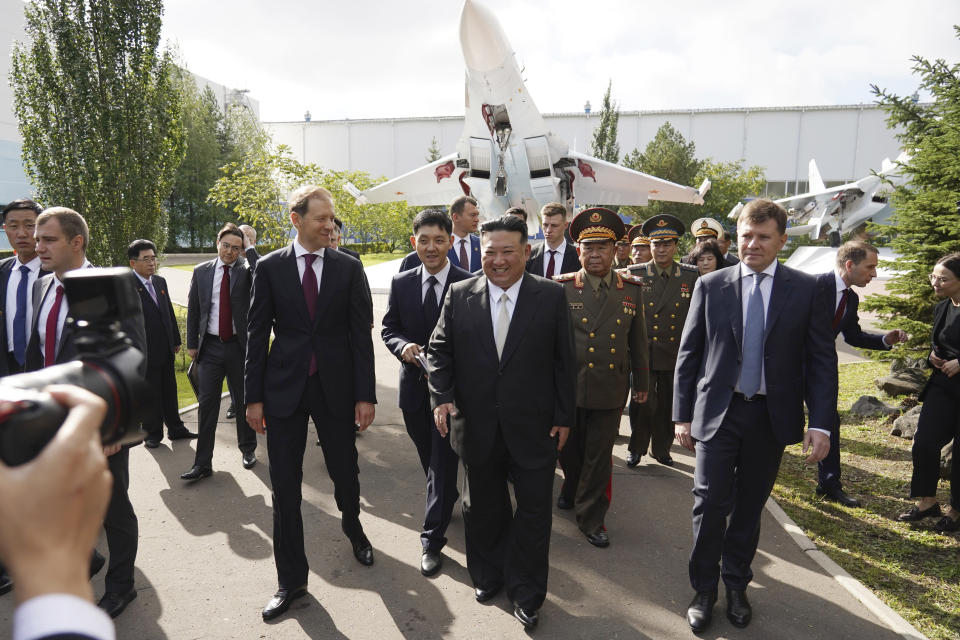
[136,256,157,263]
[928,274,954,285]
[220,243,242,253]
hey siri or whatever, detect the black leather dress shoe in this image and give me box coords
[242,452,257,469]
[653,454,674,467]
[421,550,442,576]
[725,588,752,628]
[898,503,942,521]
[90,550,106,578]
[262,586,307,620]
[474,584,501,603]
[143,438,160,449]
[586,529,610,548]
[180,465,212,481]
[226,404,236,419]
[626,451,641,467]
[556,495,573,510]
[168,428,198,440]
[350,534,374,566]
[513,604,539,629]
[685,591,717,632]
[97,589,137,619]
[0,570,12,596]
[816,485,861,507]
[934,515,960,533]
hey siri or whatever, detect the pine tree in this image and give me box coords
[861,28,960,360]
[590,80,620,163]
[425,136,442,162]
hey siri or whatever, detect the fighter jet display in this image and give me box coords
[345,0,709,232]
[728,153,909,245]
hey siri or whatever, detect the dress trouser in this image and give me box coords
[689,395,784,593]
[103,447,138,594]
[194,338,256,468]
[629,368,674,458]
[910,372,960,510]
[817,409,844,490]
[559,407,622,534]
[462,429,554,611]
[143,352,188,441]
[266,375,361,589]
[401,403,460,552]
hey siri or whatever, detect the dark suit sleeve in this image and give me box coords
[244,260,274,405]
[399,251,420,271]
[163,283,181,348]
[673,278,707,423]
[427,287,456,407]
[348,260,376,404]
[245,247,259,271]
[840,293,888,350]
[381,276,412,360]
[185,268,200,351]
[550,283,576,428]
[804,279,840,430]
[121,273,148,375]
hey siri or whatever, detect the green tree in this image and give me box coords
[425,136,442,162]
[590,80,620,163]
[10,0,184,265]
[695,158,766,224]
[621,122,703,235]
[861,29,960,359]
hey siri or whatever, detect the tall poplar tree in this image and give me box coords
[10,0,184,265]
[590,80,620,163]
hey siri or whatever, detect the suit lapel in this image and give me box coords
[764,264,791,340]
[283,245,311,326]
[499,274,539,367]
[313,248,335,327]
[465,276,498,361]
[722,267,743,351]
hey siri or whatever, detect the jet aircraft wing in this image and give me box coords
[346,153,467,206]
[565,151,707,207]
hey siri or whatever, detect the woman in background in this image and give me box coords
[685,239,725,276]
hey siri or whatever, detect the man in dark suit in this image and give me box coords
[399,195,481,272]
[127,239,197,448]
[182,223,258,480]
[245,185,376,621]
[720,230,740,267]
[673,199,837,632]
[814,241,907,506]
[526,202,580,278]
[428,215,575,630]
[332,217,362,262]
[382,209,473,577]
[26,207,146,620]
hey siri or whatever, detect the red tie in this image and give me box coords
[44,285,64,367]
[219,265,233,340]
[459,239,468,270]
[302,254,319,375]
[833,288,849,330]
[546,250,557,279]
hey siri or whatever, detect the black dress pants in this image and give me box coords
[195,338,255,468]
[103,447,138,593]
[911,373,960,509]
[143,352,188,441]
[266,375,361,589]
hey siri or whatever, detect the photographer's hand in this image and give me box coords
[0,385,111,604]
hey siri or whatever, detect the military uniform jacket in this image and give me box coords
[556,269,649,409]
[623,260,698,371]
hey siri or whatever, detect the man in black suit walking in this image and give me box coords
[127,239,197,448]
[428,215,576,630]
[381,209,473,577]
[182,223,258,480]
[525,202,580,278]
[246,185,376,621]
[814,241,907,506]
[673,199,837,632]
[399,195,481,272]
[26,207,146,620]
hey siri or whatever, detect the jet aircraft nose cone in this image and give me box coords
[460,0,511,72]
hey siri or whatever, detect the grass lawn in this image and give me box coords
[166,249,405,271]
[168,263,196,272]
[772,360,960,640]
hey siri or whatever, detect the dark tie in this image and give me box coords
[833,288,849,330]
[546,250,557,279]
[459,239,468,270]
[596,279,608,304]
[423,275,440,330]
[738,272,767,398]
[219,265,233,340]
[13,265,30,365]
[44,284,64,367]
[145,278,159,306]
[302,254,319,375]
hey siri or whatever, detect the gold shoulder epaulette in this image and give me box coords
[620,272,645,285]
[679,263,700,273]
[553,272,577,282]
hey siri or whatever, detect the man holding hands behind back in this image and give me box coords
[673,199,837,633]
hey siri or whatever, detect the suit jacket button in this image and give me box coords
[670,325,675,330]
[670,337,675,341]
[652,336,658,342]
[610,333,616,339]
[589,347,595,353]
[582,317,588,323]
[609,363,615,369]
[610,348,616,354]
[589,332,595,338]
[616,318,621,325]
[653,313,659,319]
[588,362,594,368]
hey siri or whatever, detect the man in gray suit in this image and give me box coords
[182,223,257,480]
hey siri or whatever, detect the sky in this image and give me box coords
[160,0,960,123]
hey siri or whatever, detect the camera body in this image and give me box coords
[0,267,151,466]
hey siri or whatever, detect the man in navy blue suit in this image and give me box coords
[814,241,907,507]
[399,196,481,272]
[673,199,838,632]
[381,209,473,577]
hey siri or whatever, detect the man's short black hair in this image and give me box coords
[2,199,42,223]
[127,239,157,260]
[504,206,527,222]
[480,214,528,241]
[334,217,344,231]
[412,209,452,235]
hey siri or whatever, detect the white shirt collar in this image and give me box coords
[452,232,470,245]
[15,255,41,271]
[53,260,92,287]
[833,270,848,293]
[739,259,777,280]
[421,260,451,287]
[545,240,566,255]
[487,276,523,303]
[293,240,325,259]
[134,272,152,286]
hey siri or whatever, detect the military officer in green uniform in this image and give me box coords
[613,224,633,269]
[629,225,652,265]
[555,208,649,548]
[624,214,698,468]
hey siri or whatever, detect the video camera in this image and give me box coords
[0,268,151,466]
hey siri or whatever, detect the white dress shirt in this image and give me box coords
[833,270,848,311]
[293,240,324,290]
[487,277,523,346]
[421,260,451,303]
[15,594,115,640]
[5,255,42,352]
[206,257,240,336]
[542,240,567,277]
